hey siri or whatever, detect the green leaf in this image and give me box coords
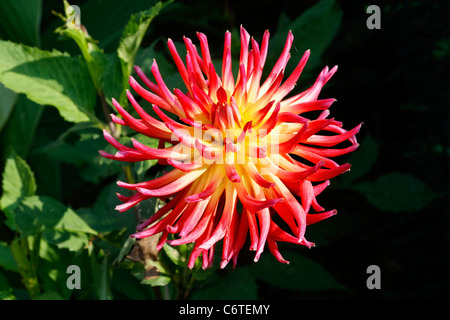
[0,0,42,47]
[0,40,97,123]
[12,195,63,237]
[91,251,113,300]
[101,53,123,106]
[162,243,187,268]
[53,205,97,235]
[141,275,171,287]
[0,83,18,132]
[0,241,19,272]
[270,0,343,76]
[43,230,89,252]
[117,1,170,76]
[113,237,136,265]
[0,95,43,157]
[353,172,440,212]
[0,152,37,228]
[42,130,105,166]
[76,182,136,234]
[116,1,172,104]
[78,0,161,51]
[251,251,346,291]
[13,195,96,242]
[59,27,108,91]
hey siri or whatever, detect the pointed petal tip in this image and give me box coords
[102,128,109,134]
[220,260,230,269]
[98,150,114,159]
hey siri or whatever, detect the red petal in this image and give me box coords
[185,170,225,202]
[306,209,337,225]
[235,182,283,213]
[282,98,336,114]
[246,162,275,189]
[199,183,237,250]
[304,123,362,147]
[307,163,351,182]
[137,168,207,197]
[254,208,270,262]
[167,158,204,171]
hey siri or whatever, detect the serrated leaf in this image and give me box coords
[13,195,96,241]
[13,196,62,237]
[117,1,170,76]
[353,172,439,212]
[0,152,37,228]
[0,40,97,123]
[116,1,172,104]
[78,0,160,50]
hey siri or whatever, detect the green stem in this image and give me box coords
[11,237,41,299]
[176,266,194,300]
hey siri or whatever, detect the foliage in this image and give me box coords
[0,0,446,300]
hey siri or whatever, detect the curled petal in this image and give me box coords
[235,182,283,213]
[304,123,362,147]
[185,169,226,202]
[306,209,337,225]
[199,183,237,250]
[137,168,207,197]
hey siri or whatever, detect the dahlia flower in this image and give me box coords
[100,26,361,269]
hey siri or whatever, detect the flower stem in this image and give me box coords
[177,263,195,299]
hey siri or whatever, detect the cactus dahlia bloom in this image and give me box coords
[100,26,361,269]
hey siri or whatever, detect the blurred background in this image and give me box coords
[0,0,449,300]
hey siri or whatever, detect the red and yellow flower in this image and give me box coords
[100,26,361,269]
